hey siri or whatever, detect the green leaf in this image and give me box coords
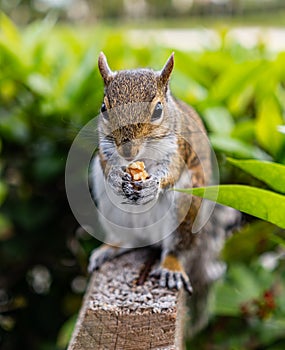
[27,73,53,96]
[56,314,77,349]
[175,185,285,229]
[222,221,275,263]
[231,119,255,142]
[203,106,235,134]
[0,13,20,45]
[175,51,212,87]
[228,158,285,194]
[64,45,99,101]
[229,84,254,116]
[256,97,284,157]
[208,60,263,102]
[210,134,271,160]
[172,71,207,104]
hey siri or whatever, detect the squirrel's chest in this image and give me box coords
[92,156,190,247]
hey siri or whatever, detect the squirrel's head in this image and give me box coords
[98,52,175,162]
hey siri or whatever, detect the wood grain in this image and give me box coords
[68,249,186,350]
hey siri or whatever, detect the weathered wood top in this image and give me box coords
[68,248,186,350]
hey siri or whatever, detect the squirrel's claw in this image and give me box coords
[151,267,193,295]
[151,253,193,295]
[107,166,127,196]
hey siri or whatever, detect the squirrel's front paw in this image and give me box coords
[108,166,160,205]
[151,254,193,295]
[122,176,160,205]
[107,166,129,196]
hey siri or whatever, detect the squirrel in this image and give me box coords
[88,52,240,314]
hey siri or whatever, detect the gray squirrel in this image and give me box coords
[88,53,240,329]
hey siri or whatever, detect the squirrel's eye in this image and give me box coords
[101,102,109,121]
[101,102,107,113]
[151,102,163,122]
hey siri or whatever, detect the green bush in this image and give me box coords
[1,13,285,349]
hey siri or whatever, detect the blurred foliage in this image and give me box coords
[0,12,285,350]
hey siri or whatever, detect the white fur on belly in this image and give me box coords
[92,156,191,248]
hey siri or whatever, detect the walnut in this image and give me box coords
[126,161,149,181]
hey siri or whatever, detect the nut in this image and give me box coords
[126,161,149,181]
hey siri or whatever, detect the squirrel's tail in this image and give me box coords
[185,205,242,338]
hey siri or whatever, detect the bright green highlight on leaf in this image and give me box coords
[227,158,285,194]
[176,185,285,229]
[210,135,270,160]
[256,97,285,157]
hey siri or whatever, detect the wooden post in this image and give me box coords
[68,249,186,350]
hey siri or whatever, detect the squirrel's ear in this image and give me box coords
[98,52,113,85]
[160,52,174,86]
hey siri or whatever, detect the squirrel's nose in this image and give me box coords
[118,142,139,161]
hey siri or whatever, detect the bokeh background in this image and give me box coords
[1,1,285,349]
